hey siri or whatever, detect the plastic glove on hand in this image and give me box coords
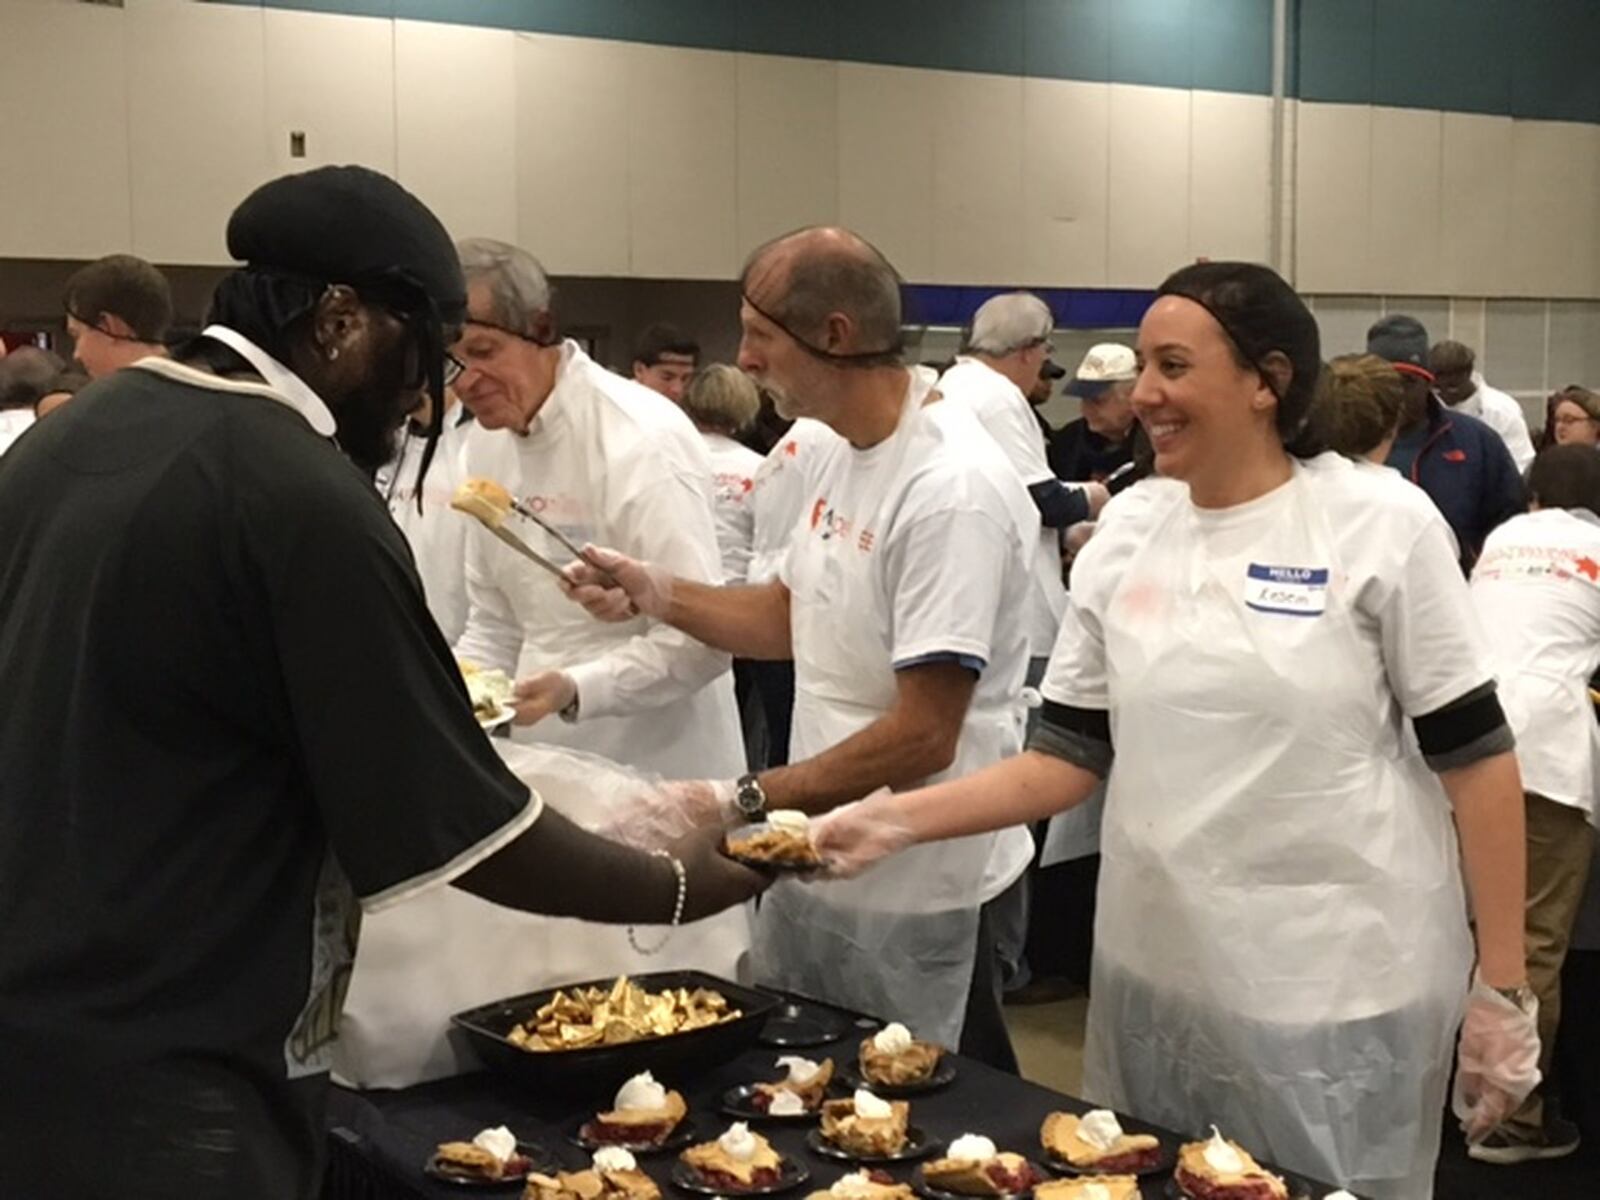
[669,824,772,919]
[808,788,918,879]
[1452,975,1541,1143]
[1063,521,1097,557]
[560,545,671,621]
[512,670,576,726]
[658,778,738,829]
[1082,482,1111,519]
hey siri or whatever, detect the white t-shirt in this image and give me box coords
[1453,375,1535,473]
[374,411,475,644]
[700,431,764,585]
[748,417,838,585]
[1471,507,1600,816]
[938,356,1070,656]
[0,409,35,458]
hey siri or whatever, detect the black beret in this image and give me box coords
[226,165,465,324]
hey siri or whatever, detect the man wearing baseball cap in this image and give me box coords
[1048,342,1146,488]
[1369,314,1522,571]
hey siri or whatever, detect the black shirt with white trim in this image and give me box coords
[0,351,536,1200]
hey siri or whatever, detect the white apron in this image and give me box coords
[752,376,1033,1046]
[334,742,751,1089]
[1079,470,1473,1200]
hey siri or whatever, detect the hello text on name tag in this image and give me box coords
[1244,563,1329,617]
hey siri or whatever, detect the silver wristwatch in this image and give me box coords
[733,773,768,822]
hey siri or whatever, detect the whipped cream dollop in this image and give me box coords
[947,1133,998,1162]
[767,809,810,834]
[1323,1193,1357,1200]
[719,1122,759,1163]
[872,1022,914,1053]
[592,1147,638,1173]
[768,1089,806,1117]
[1080,1185,1111,1200]
[830,1172,877,1198]
[852,1089,893,1120]
[472,1126,517,1163]
[776,1055,822,1084]
[1201,1127,1246,1175]
[1076,1109,1124,1152]
[614,1071,668,1112]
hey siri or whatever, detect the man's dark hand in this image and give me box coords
[669,825,772,920]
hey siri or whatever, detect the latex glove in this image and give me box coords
[1063,521,1097,558]
[808,788,918,879]
[668,824,773,919]
[658,778,738,829]
[1452,975,1541,1142]
[512,670,577,726]
[561,545,673,622]
[1081,481,1111,519]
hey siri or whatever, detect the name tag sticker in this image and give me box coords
[1244,563,1328,617]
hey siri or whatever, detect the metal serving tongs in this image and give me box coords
[451,481,631,605]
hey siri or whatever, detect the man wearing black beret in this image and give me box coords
[0,166,765,1200]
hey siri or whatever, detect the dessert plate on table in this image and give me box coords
[839,1059,957,1097]
[721,1083,823,1122]
[807,1124,941,1164]
[570,1115,699,1155]
[671,1156,811,1195]
[424,1141,557,1189]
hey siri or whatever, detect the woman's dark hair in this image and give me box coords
[1528,443,1600,514]
[1156,261,1324,457]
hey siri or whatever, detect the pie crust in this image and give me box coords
[1172,1138,1287,1200]
[586,1090,689,1146]
[819,1096,910,1156]
[1039,1113,1161,1173]
[858,1036,942,1087]
[921,1150,1037,1196]
[523,1167,663,1200]
[753,1058,835,1112]
[681,1130,786,1191]
[1034,1178,1140,1200]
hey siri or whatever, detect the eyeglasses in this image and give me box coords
[1554,414,1597,427]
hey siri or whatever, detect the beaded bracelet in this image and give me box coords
[627,849,687,955]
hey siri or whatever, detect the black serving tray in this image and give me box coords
[451,970,782,1100]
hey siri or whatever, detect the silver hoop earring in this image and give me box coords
[327,346,340,362]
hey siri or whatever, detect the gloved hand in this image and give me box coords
[669,824,773,919]
[808,788,919,879]
[512,670,577,726]
[658,778,738,828]
[1452,974,1541,1143]
[591,779,738,851]
[561,545,673,622]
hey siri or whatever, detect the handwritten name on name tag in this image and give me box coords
[1244,563,1328,617]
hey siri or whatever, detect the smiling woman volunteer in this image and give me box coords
[811,263,1538,1200]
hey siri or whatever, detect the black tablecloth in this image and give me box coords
[322,1001,1359,1200]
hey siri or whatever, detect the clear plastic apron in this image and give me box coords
[752,376,1031,1046]
[1079,471,1472,1199]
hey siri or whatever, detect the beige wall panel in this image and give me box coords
[127,0,271,264]
[265,9,395,179]
[1508,121,1600,298]
[838,63,936,280]
[929,70,1025,284]
[0,1,131,258]
[736,54,838,256]
[626,43,739,279]
[514,33,630,275]
[1107,84,1191,287]
[1019,78,1111,287]
[1294,102,1373,293]
[1367,107,1442,294]
[1189,90,1272,264]
[395,21,516,244]
[1438,113,1513,296]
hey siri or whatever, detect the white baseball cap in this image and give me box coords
[1066,343,1137,398]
